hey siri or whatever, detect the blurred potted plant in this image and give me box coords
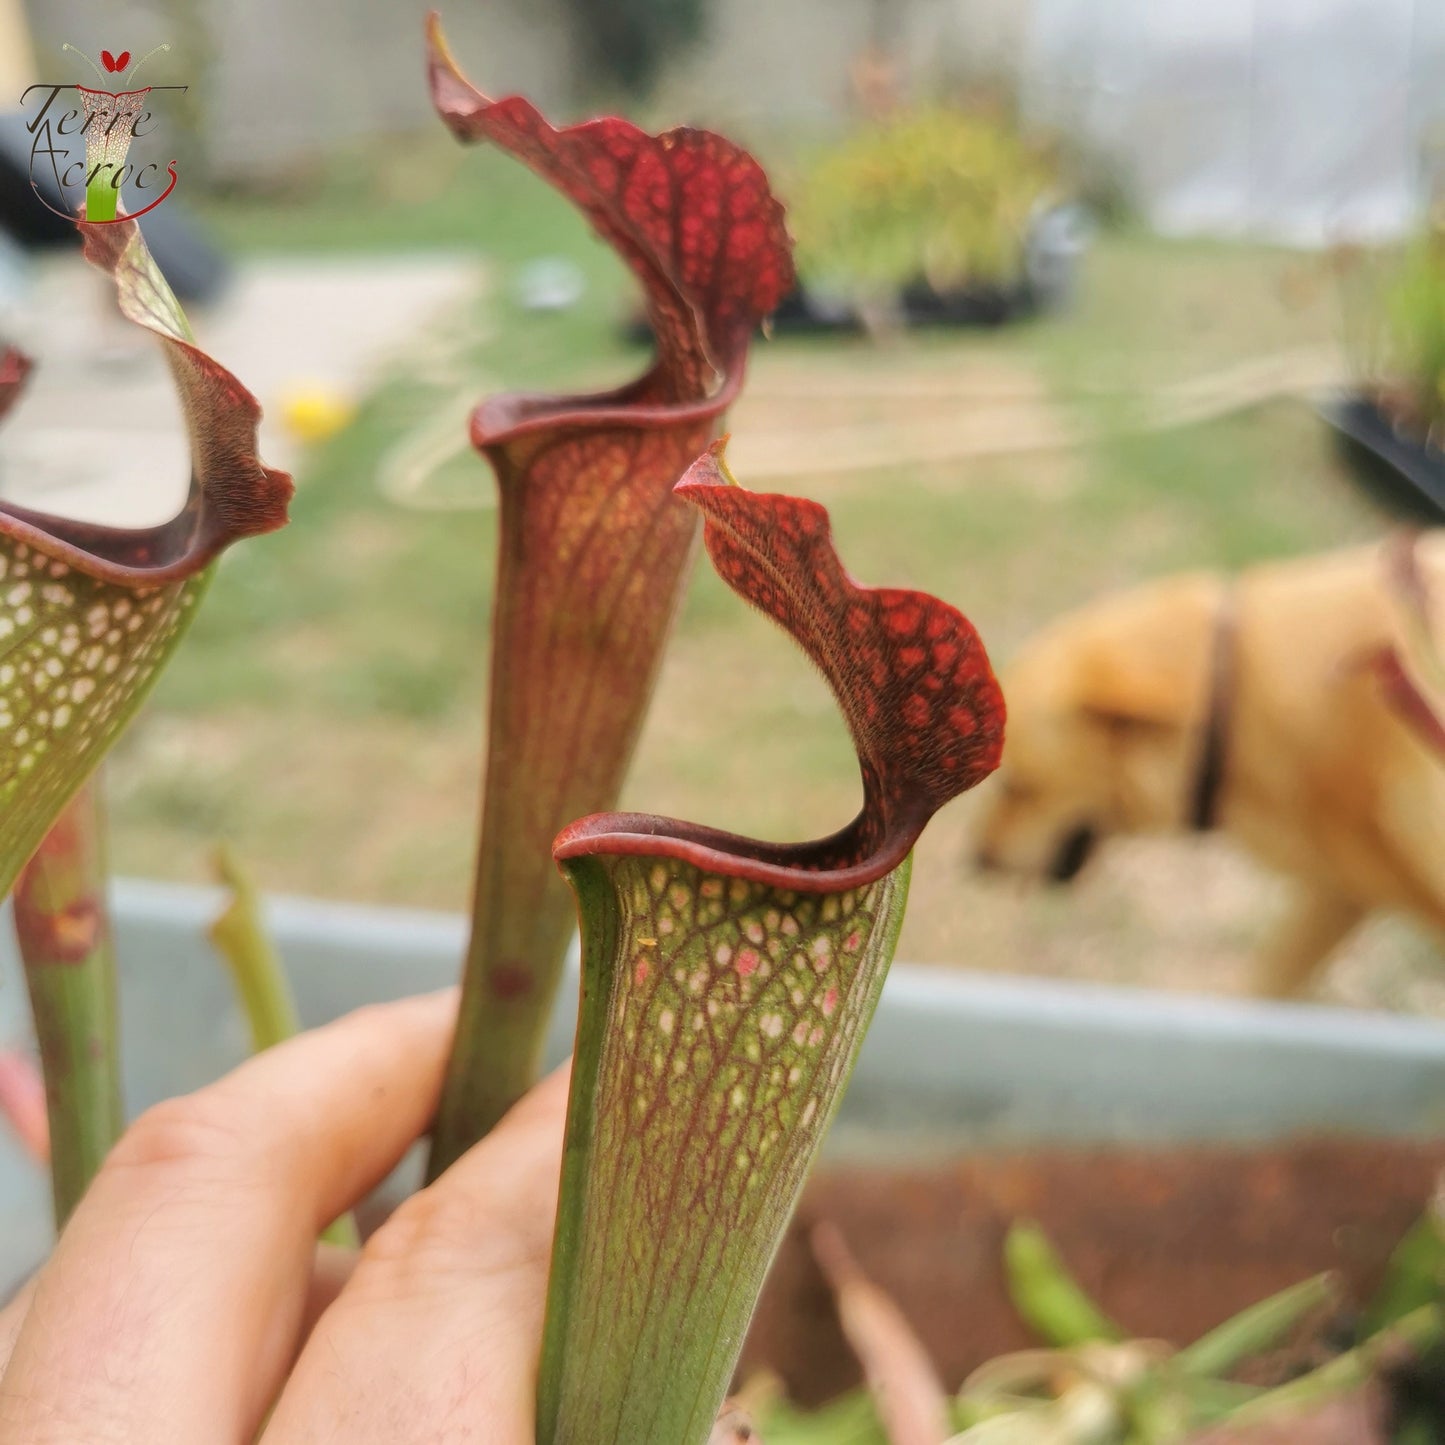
[1322,211,1445,518]
[781,105,1084,335]
[744,1217,1445,1443]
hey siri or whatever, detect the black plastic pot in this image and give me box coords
[896,276,1029,329]
[758,276,1028,336]
[758,282,864,337]
[624,204,1088,341]
[1318,393,1445,523]
[623,272,1034,343]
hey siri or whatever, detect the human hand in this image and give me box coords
[0,990,568,1444]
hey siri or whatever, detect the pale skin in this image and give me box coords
[0,990,569,1444]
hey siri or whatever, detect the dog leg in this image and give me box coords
[1252,888,1367,998]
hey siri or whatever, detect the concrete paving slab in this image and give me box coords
[0,251,484,526]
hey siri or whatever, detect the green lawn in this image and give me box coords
[105,139,1437,1008]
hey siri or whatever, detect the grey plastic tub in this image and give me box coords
[4,878,1445,1286]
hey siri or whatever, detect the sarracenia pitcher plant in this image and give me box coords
[3,40,1005,1442]
[425,15,797,1170]
[536,443,1004,1443]
[1,220,291,1222]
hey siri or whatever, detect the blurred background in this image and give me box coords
[3,0,1445,1009]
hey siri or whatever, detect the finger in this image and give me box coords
[0,1247,356,1394]
[300,1242,357,1340]
[264,1064,572,1444]
[0,1237,358,1378]
[0,1247,360,1387]
[0,989,458,1445]
[0,1276,35,1378]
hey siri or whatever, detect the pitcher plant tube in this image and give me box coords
[536,443,1005,1444]
[12,779,120,1227]
[425,15,795,1171]
[0,218,291,1221]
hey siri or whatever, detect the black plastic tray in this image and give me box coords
[1318,393,1445,523]
[622,277,1035,346]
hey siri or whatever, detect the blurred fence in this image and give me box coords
[24,0,575,180]
[22,0,1021,179]
[18,0,1445,243]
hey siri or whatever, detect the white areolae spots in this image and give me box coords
[0,543,198,825]
[591,855,904,1248]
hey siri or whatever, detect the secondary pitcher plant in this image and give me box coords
[0,221,292,1221]
[537,444,1005,1444]
[1370,531,1445,759]
[425,16,796,1170]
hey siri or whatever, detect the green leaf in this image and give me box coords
[1004,1221,1123,1348]
[1177,1273,1338,1378]
[207,846,360,1249]
[1225,1303,1440,1428]
[208,844,301,1055]
[1362,1189,1445,1338]
[759,1388,889,1445]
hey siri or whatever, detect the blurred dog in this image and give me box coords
[973,533,1445,997]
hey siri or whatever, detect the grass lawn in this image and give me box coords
[104,138,1442,1010]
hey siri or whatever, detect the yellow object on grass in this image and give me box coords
[280,385,356,445]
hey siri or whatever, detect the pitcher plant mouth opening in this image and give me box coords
[0,218,292,899]
[0,223,290,586]
[554,442,1005,891]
